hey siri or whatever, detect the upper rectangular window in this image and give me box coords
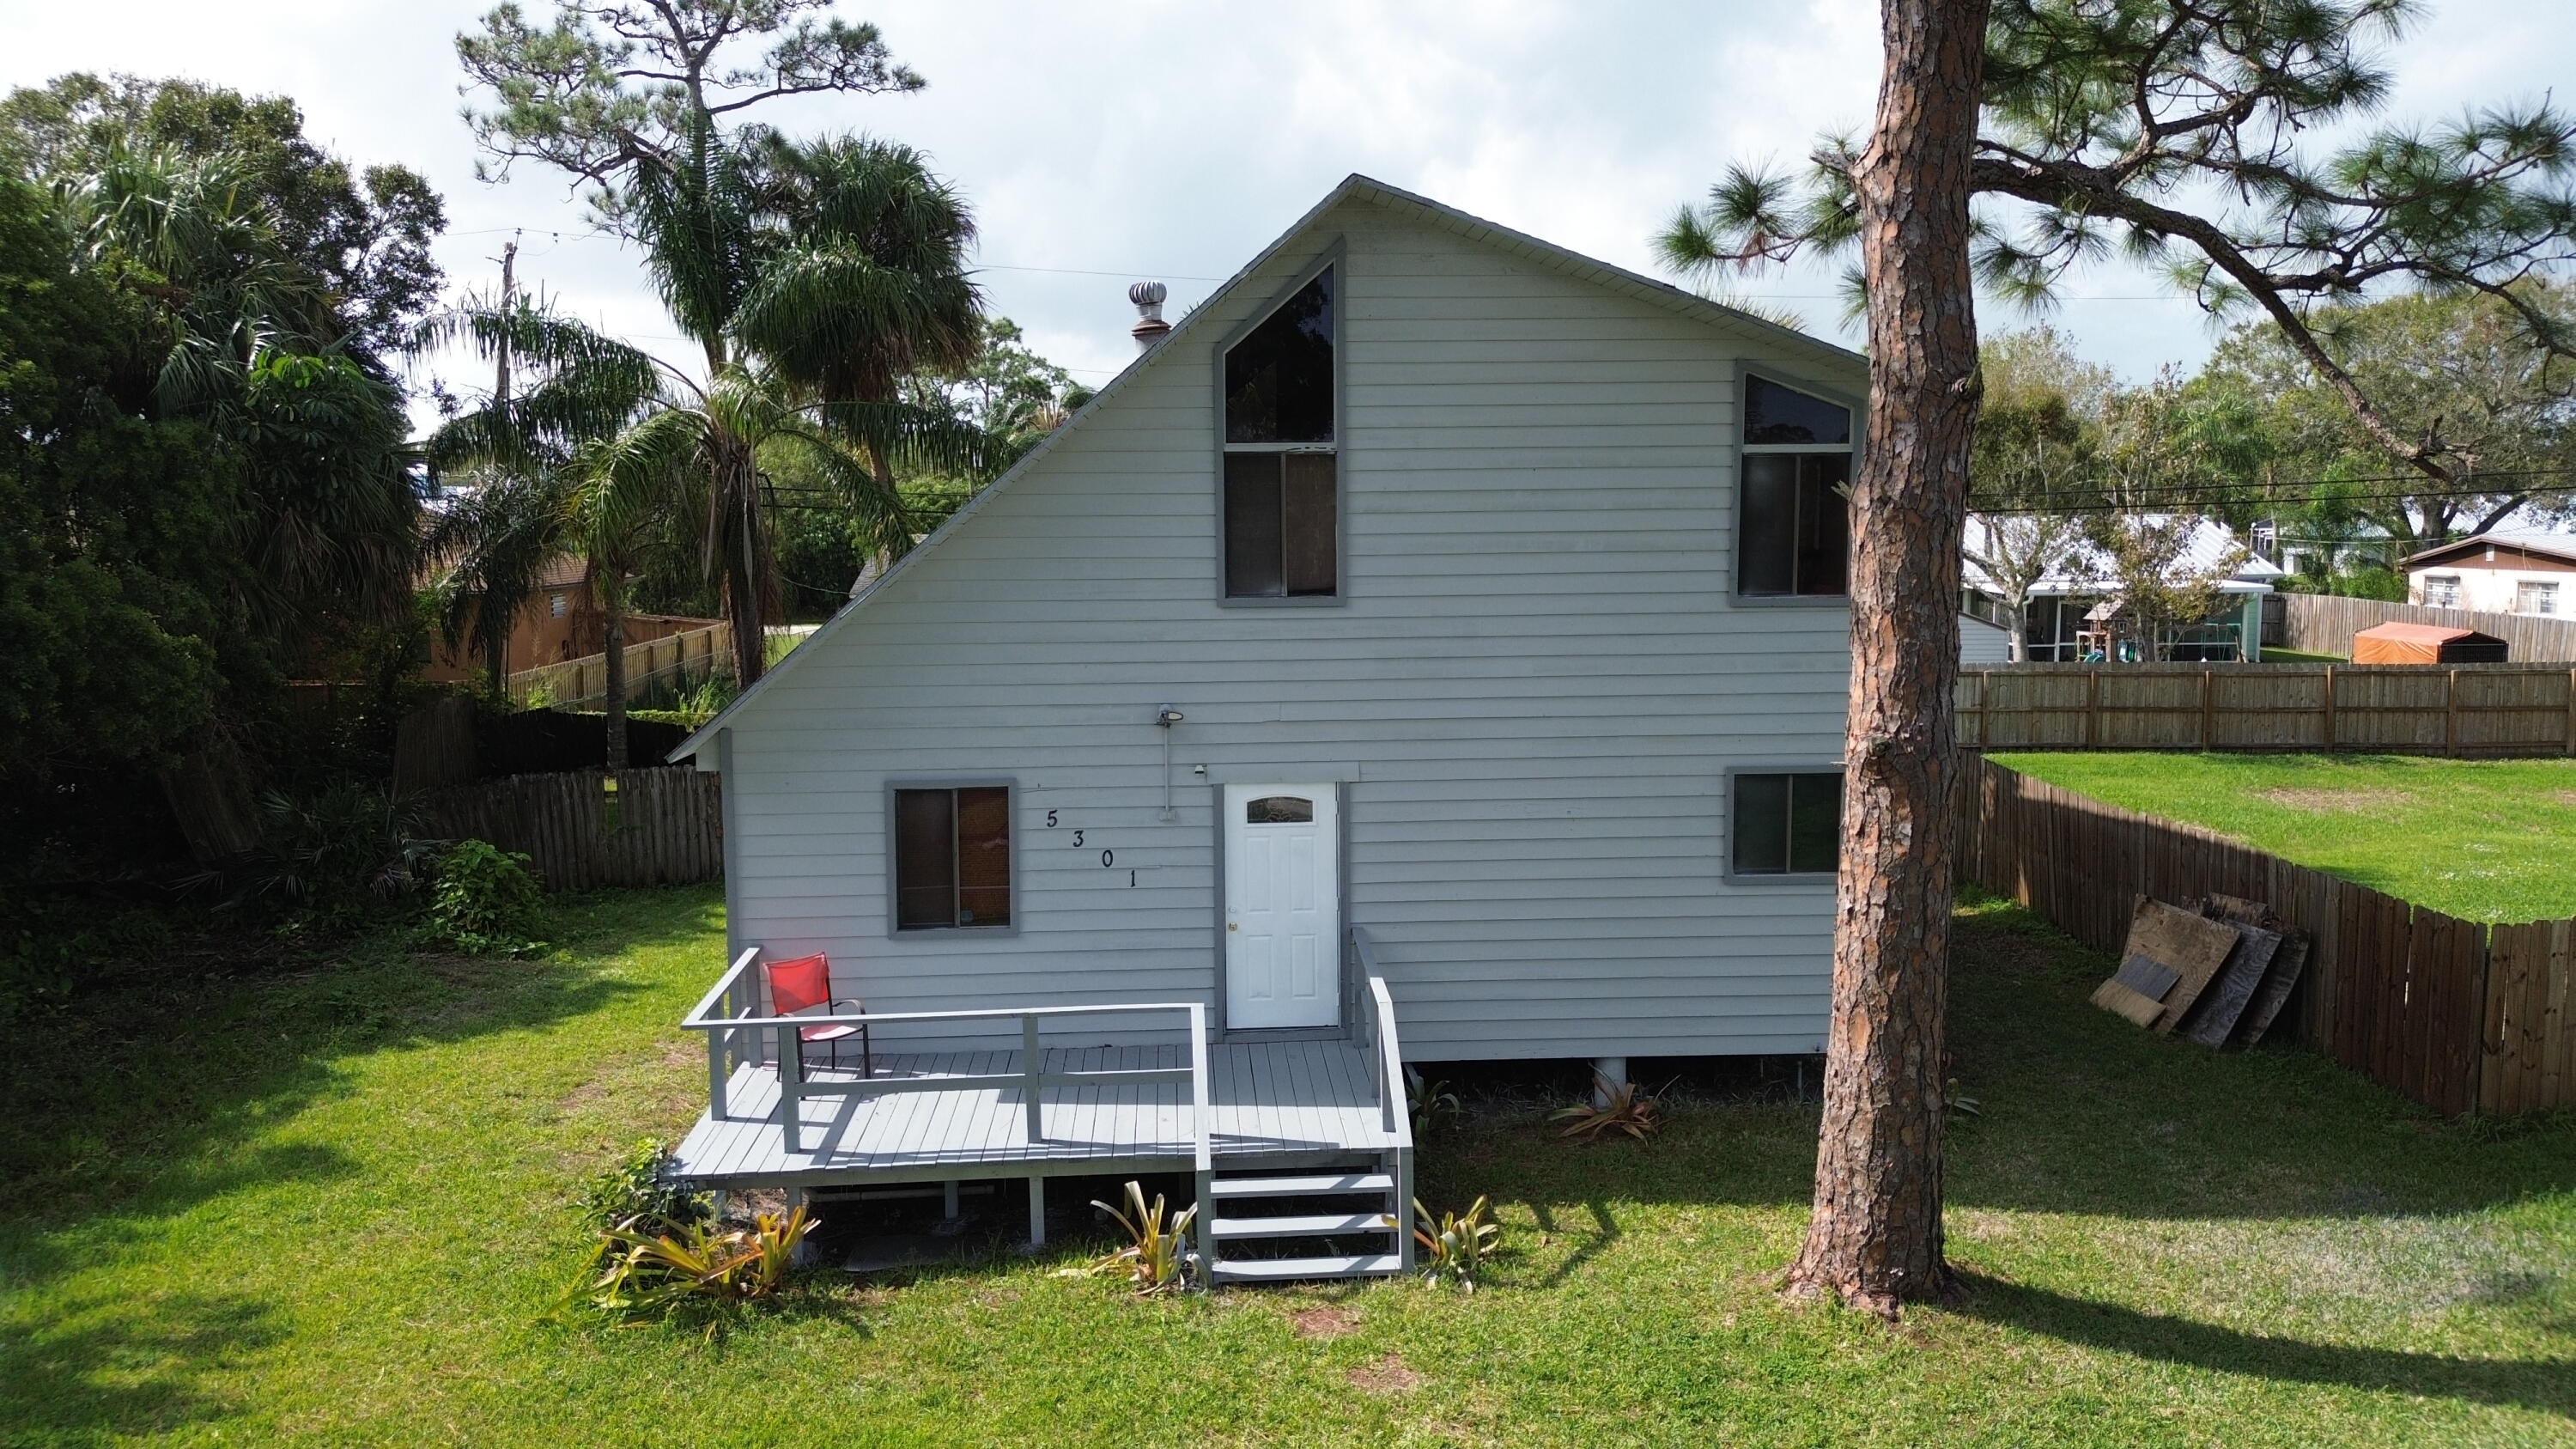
[2422,575,2462,608]
[2517,580,2558,615]
[1223,265,1339,599]
[1739,375,1854,599]
[1731,771,1843,876]
[893,785,1012,930]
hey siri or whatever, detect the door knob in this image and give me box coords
[1227,921,1238,931]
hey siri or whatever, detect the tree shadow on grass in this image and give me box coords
[1953,1270,2576,1420]
[0,1289,283,1446]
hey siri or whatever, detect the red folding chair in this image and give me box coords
[764,953,871,1078]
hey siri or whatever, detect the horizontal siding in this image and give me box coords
[721,196,1850,1063]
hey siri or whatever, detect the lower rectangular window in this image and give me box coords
[894,785,1012,929]
[1732,771,1843,875]
[1224,451,1337,597]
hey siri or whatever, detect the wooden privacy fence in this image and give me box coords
[417,767,722,892]
[1956,758,2574,1116]
[1958,663,2576,755]
[511,623,732,709]
[2278,591,2576,662]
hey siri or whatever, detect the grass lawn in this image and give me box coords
[3,887,2571,1447]
[1990,752,2576,922]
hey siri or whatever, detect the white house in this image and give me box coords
[659,175,1873,1280]
[2405,533,2576,617]
[1965,514,2282,661]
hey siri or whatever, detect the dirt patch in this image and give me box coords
[1952,922,2059,976]
[2554,791,2576,810]
[2254,787,2413,814]
[1289,1305,1358,1339]
[1348,1354,1421,1393]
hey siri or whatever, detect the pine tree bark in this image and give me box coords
[1783,0,1989,1319]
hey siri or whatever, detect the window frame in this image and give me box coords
[2421,574,2463,608]
[1212,241,1347,609]
[2516,579,2559,615]
[1722,764,1847,885]
[883,777,1022,938]
[1733,369,1864,609]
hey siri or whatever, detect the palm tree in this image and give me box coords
[611,124,987,685]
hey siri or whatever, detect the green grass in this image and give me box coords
[1990,752,2576,922]
[3,888,2570,1447]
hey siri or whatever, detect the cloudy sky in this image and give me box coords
[5,0,2570,426]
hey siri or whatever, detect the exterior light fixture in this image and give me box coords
[1153,707,1183,819]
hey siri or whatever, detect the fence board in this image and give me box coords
[1957,757,2574,1116]
[2279,591,2576,663]
[418,766,721,892]
[1959,663,2574,756]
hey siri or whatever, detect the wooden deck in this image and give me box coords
[670,1038,1399,1189]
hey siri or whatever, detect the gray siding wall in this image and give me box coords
[720,196,1855,1061]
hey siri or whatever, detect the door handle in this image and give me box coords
[1226,921,1238,931]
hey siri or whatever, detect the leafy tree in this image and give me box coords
[1659,0,2576,1317]
[1968,328,2107,657]
[0,175,252,770]
[2195,283,2576,548]
[1,73,446,361]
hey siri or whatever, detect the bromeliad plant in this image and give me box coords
[1406,1066,1461,1140]
[585,1204,816,1320]
[1552,1075,1663,1143]
[1075,1180,1199,1295]
[1413,1196,1500,1292]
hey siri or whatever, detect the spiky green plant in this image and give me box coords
[1552,1076,1663,1143]
[1405,1065,1461,1140]
[586,1204,815,1319]
[1412,1196,1500,1292]
[1080,1180,1198,1295]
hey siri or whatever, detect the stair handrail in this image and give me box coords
[1354,925,1415,1272]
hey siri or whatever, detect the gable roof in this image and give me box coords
[1962,514,2285,599]
[2404,532,2576,570]
[671,174,1867,763]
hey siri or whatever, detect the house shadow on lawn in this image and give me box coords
[1954,1271,2576,1420]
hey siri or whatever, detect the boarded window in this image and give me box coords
[1244,795,1315,824]
[1732,772,1842,875]
[894,786,1012,929]
[1740,375,1853,599]
[1223,266,1338,598]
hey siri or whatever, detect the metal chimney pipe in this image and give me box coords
[1128,281,1170,352]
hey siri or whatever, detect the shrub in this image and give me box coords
[586,1206,817,1320]
[578,1139,712,1235]
[1552,1076,1663,1143]
[208,784,438,936]
[420,839,545,957]
[1069,1180,1198,1294]
[1413,1196,1500,1291]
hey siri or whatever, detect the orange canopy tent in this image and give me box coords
[2350,622,2508,664]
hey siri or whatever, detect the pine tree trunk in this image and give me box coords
[1783,0,1989,1320]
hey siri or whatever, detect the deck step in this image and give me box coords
[1210,1252,1404,1283]
[1208,1172,1393,1199]
[1211,1212,1397,1239]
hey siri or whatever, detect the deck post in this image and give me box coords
[943,1179,961,1220]
[777,1023,804,1155]
[1027,1175,1046,1248]
[1394,1147,1415,1271]
[708,990,730,1121]
[1022,1014,1044,1142]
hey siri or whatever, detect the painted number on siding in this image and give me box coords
[1100,849,1115,868]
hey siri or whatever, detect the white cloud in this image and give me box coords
[3,0,2567,424]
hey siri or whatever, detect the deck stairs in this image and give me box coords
[1202,1155,1409,1285]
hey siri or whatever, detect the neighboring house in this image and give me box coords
[421,551,719,690]
[1964,515,2281,662]
[658,176,1871,1280]
[2403,533,2576,618]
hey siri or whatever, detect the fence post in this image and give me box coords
[2324,666,2337,749]
[2445,668,2460,753]
[2201,668,2215,750]
[2085,669,2100,748]
[2565,667,2574,757]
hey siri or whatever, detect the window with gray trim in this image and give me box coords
[1732,771,1843,875]
[894,786,1012,928]
[1223,266,1337,598]
[1740,375,1852,597]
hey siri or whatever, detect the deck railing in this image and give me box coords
[1349,925,1415,1270]
[682,947,1214,1170]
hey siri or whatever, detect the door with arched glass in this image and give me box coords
[1221,782,1340,1029]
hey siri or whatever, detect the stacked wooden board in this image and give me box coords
[2090,894,2312,1048]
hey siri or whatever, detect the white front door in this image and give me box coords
[1224,783,1340,1030]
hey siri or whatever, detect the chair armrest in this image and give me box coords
[831,999,867,1014]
